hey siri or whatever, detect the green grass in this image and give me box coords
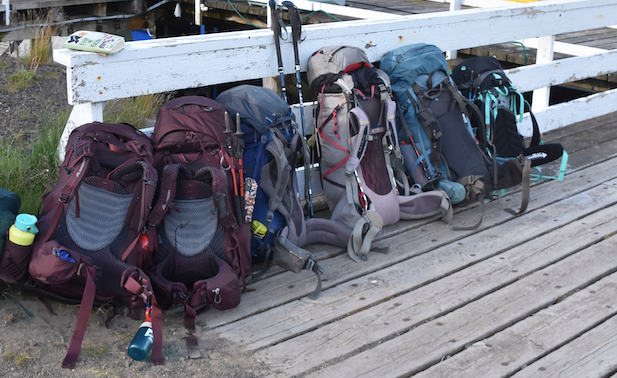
[3,350,31,367]
[104,93,167,129]
[0,111,66,215]
[3,70,40,92]
[82,339,110,357]
[88,367,121,378]
[0,94,165,214]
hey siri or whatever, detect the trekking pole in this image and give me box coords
[269,0,288,102]
[235,113,246,220]
[282,0,314,217]
[224,112,243,224]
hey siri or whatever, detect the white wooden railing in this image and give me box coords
[53,0,617,158]
[2,0,9,26]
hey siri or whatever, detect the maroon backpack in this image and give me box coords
[27,122,162,368]
[146,96,251,358]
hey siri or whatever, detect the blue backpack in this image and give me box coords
[380,43,489,206]
[217,85,350,298]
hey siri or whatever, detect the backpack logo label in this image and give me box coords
[526,152,548,160]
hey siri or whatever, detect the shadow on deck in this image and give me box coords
[200,110,617,377]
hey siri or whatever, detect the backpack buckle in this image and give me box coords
[141,174,155,187]
[305,258,324,275]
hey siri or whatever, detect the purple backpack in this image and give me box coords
[27,122,161,368]
[146,96,252,358]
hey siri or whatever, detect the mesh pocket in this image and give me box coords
[66,182,133,251]
[164,198,217,257]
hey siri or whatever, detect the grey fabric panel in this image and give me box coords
[164,198,216,257]
[216,85,294,135]
[307,46,370,88]
[66,182,133,251]
[318,91,352,211]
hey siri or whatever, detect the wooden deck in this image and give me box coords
[196,110,617,377]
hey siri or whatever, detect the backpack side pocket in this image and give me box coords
[0,234,34,282]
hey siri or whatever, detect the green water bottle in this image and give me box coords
[127,306,154,361]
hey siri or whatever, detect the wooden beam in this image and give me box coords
[53,0,617,105]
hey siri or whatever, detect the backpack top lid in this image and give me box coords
[216,85,295,135]
[379,43,449,94]
[151,96,230,151]
[451,55,511,94]
[307,46,373,93]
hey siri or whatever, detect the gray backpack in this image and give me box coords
[307,46,452,262]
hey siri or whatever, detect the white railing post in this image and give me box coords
[4,0,10,26]
[531,35,555,113]
[446,0,462,60]
[195,0,201,27]
[262,0,279,92]
[57,102,106,160]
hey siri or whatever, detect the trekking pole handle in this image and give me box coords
[282,2,302,53]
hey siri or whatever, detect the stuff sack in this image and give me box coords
[308,45,451,262]
[216,84,349,298]
[0,187,22,282]
[27,122,161,368]
[451,55,567,213]
[146,96,251,358]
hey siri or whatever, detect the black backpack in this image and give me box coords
[451,56,567,211]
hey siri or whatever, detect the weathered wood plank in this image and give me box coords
[505,49,617,93]
[511,317,617,377]
[300,225,617,378]
[222,195,617,357]
[518,87,617,136]
[414,272,617,378]
[301,109,617,261]
[200,155,617,329]
[197,113,617,330]
[53,0,617,105]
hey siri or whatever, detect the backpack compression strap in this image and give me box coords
[272,230,324,299]
[345,104,384,262]
[42,140,94,244]
[61,264,97,369]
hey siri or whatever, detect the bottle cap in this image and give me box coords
[251,220,267,238]
[14,214,38,235]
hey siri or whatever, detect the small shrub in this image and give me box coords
[3,350,31,367]
[2,312,17,325]
[24,8,62,71]
[4,70,39,91]
[88,368,121,378]
[82,339,110,357]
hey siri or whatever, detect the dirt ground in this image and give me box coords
[0,52,272,378]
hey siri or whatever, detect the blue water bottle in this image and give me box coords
[127,305,154,361]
